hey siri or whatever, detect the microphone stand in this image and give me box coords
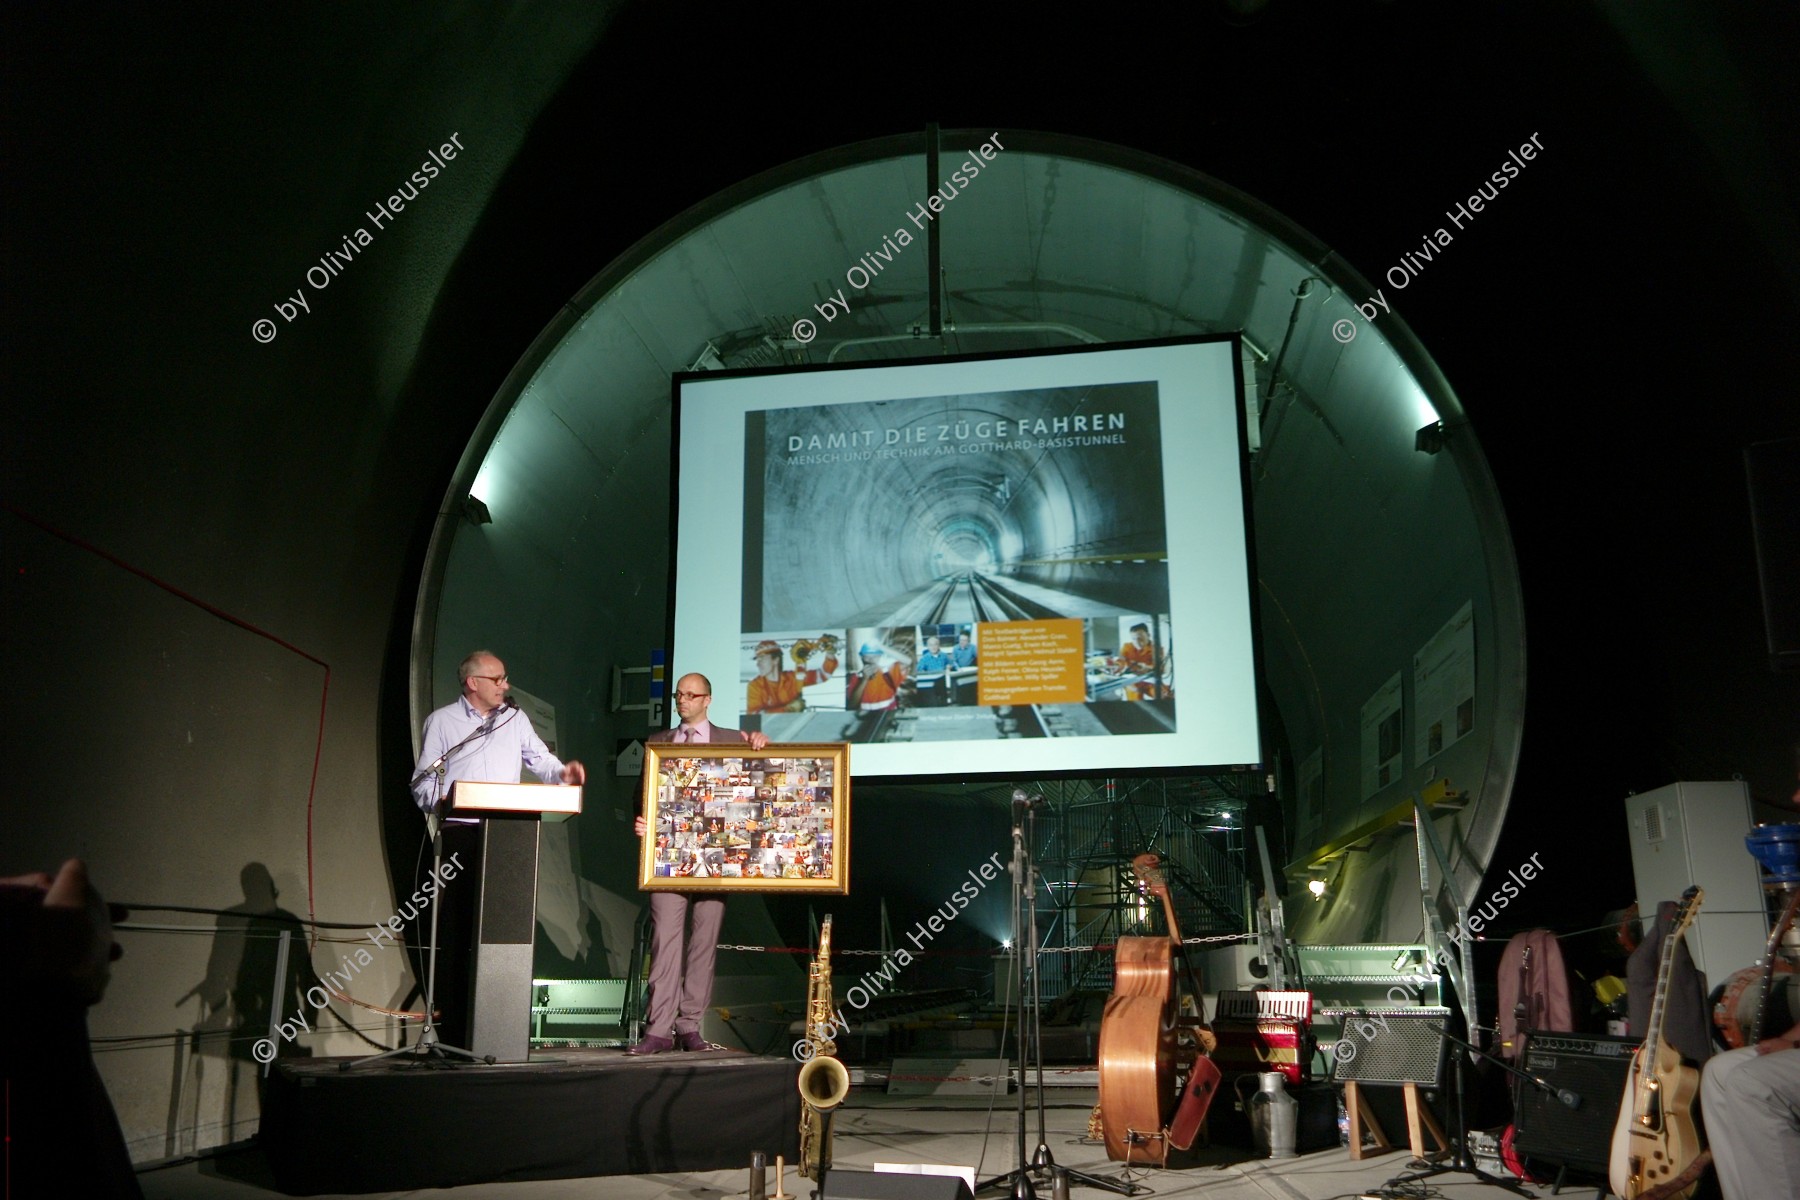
[404,703,511,795]
[977,802,1039,1199]
[978,793,1138,1198]
[1388,1023,1533,1197]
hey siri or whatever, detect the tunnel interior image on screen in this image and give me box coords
[671,337,1262,780]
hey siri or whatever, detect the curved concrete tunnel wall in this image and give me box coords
[420,132,1525,971]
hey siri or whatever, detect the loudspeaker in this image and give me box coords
[1747,437,1800,672]
[1330,1012,1447,1086]
[821,1168,974,1200]
[470,819,542,1062]
[1511,1030,1637,1174]
[477,818,541,944]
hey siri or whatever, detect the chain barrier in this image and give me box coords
[714,931,1251,956]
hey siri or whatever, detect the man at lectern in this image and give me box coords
[411,650,587,815]
[629,672,767,1054]
[410,650,587,1045]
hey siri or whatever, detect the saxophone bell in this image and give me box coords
[798,1054,851,1111]
[798,915,846,1180]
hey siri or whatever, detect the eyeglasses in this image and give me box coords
[674,690,710,701]
[471,674,509,684]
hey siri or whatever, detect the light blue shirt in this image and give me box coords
[412,695,567,812]
[951,643,977,669]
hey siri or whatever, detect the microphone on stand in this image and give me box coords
[480,695,516,734]
[1012,789,1044,809]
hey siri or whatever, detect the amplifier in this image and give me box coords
[1512,1030,1638,1174]
[1329,1010,1448,1087]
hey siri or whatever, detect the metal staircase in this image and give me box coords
[1020,774,1255,1000]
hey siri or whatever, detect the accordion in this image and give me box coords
[1210,990,1313,1084]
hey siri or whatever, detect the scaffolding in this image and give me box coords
[1024,774,1256,1001]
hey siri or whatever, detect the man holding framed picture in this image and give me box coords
[629,672,768,1054]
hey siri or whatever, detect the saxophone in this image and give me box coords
[797,915,850,1180]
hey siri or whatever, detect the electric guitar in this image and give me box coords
[1609,886,1705,1199]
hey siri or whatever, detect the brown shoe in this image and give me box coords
[625,1034,674,1055]
[676,1031,722,1052]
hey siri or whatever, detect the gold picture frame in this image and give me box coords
[638,742,849,894]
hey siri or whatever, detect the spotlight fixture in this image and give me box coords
[463,495,493,526]
[1307,877,1327,900]
[1415,420,1446,455]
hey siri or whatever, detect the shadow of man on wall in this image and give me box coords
[173,863,319,1147]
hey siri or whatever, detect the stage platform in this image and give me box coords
[144,1088,1567,1200]
[257,1047,800,1193]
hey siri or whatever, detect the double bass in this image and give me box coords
[1095,853,1221,1162]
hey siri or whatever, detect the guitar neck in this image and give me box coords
[1750,889,1800,1044]
[1641,923,1681,1076]
[1637,889,1702,1114]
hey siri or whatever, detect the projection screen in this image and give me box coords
[670,335,1263,780]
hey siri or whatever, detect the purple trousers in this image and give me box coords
[646,892,725,1036]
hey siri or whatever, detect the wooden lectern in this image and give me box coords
[447,781,582,1062]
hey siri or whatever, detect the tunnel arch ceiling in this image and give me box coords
[419,130,1523,945]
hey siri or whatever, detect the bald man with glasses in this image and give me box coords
[409,650,586,1045]
[629,672,767,1054]
[411,650,586,815]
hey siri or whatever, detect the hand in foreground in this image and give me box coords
[633,816,646,837]
[747,731,770,750]
[562,760,587,785]
[0,858,126,1006]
